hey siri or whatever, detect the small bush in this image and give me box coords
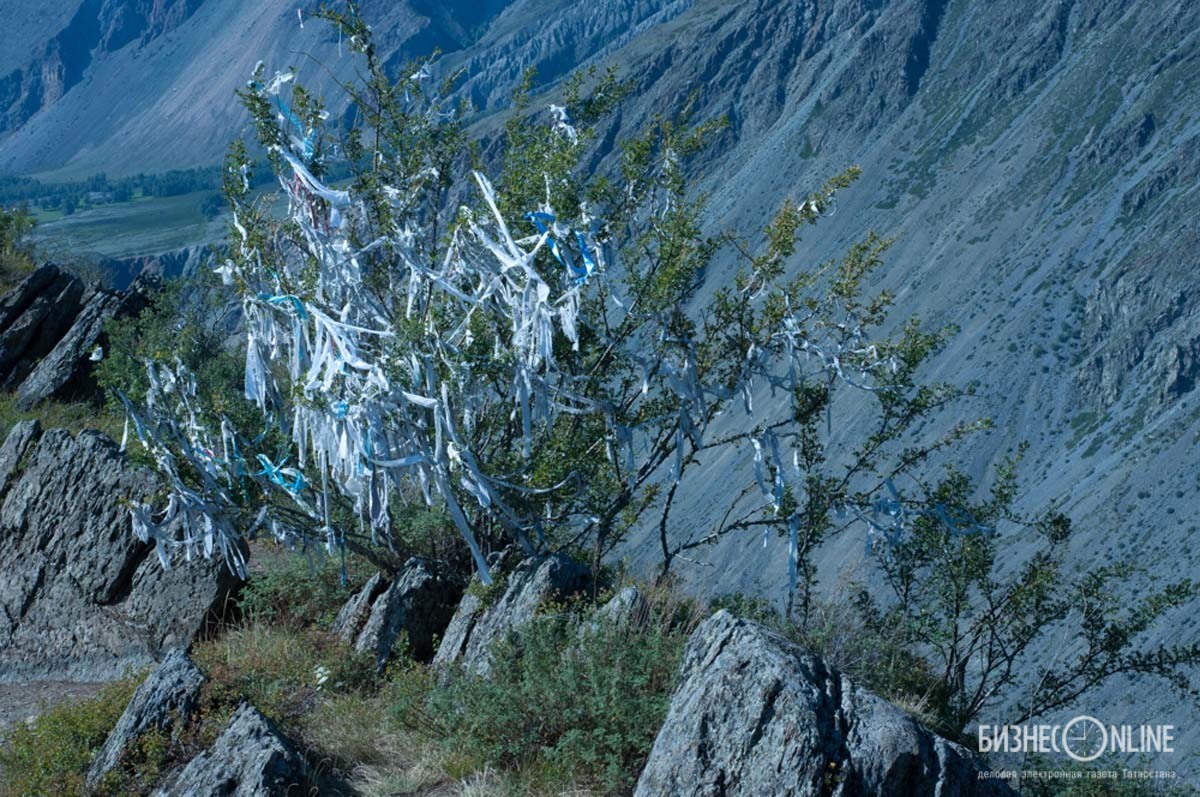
[237,548,374,628]
[0,206,36,292]
[420,600,692,795]
[192,621,378,735]
[93,728,172,796]
[0,675,142,797]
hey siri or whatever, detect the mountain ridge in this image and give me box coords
[1,0,1198,776]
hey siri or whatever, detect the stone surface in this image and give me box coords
[0,262,148,407]
[431,592,484,671]
[594,585,650,629]
[634,611,1016,797]
[152,703,308,797]
[432,552,591,675]
[334,559,459,665]
[17,286,139,408]
[0,422,242,682]
[87,649,205,788]
[0,264,85,389]
[332,572,384,643]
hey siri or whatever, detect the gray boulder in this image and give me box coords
[595,585,650,629]
[87,649,206,789]
[634,611,1016,797]
[0,422,242,682]
[17,287,138,408]
[331,572,384,642]
[432,552,591,675]
[431,592,484,670]
[333,558,459,665]
[579,585,652,639]
[152,703,308,796]
[0,264,85,388]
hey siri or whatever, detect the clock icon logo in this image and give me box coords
[1061,716,1107,762]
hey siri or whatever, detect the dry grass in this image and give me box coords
[0,392,125,442]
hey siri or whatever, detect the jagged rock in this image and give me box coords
[580,585,651,639]
[102,243,215,291]
[16,286,140,409]
[333,559,459,665]
[0,262,148,407]
[634,611,1016,797]
[87,649,205,789]
[594,585,650,629]
[431,593,484,670]
[332,572,384,642]
[0,419,39,494]
[0,422,242,682]
[0,264,85,388]
[432,552,591,675]
[152,703,308,797]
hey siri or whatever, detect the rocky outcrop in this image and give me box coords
[432,552,591,675]
[594,585,649,629]
[634,611,1015,797]
[0,421,242,682]
[151,703,308,797]
[0,0,205,135]
[17,286,140,408]
[101,243,214,290]
[332,572,384,643]
[333,558,459,665]
[87,649,205,788]
[0,263,144,408]
[0,264,85,389]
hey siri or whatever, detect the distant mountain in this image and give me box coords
[0,0,684,178]
[0,0,507,177]
[3,0,1199,773]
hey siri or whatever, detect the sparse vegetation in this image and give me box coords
[0,205,36,291]
[0,675,142,797]
[237,547,376,629]
[0,392,124,441]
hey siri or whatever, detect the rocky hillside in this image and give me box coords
[0,0,500,177]
[2,0,1198,778]
[0,420,240,684]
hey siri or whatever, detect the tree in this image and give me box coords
[0,205,35,258]
[0,205,37,287]
[114,3,1200,743]
[121,18,964,613]
[851,450,1200,736]
[114,5,1009,612]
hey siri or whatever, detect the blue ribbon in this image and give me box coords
[256,454,307,495]
[258,293,307,318]
[525,212,595,283]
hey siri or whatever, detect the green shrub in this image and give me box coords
[192,621,378,735]
[237,548,374,629]
[92,728,172,796]
[420,607,689,795]
[0,675,142,797]
[0,206,35,292]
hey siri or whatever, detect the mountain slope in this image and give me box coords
[2,0,1199,773]
[0,0,506,177]
[553,0,1200,766]
[0,0,689,179]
